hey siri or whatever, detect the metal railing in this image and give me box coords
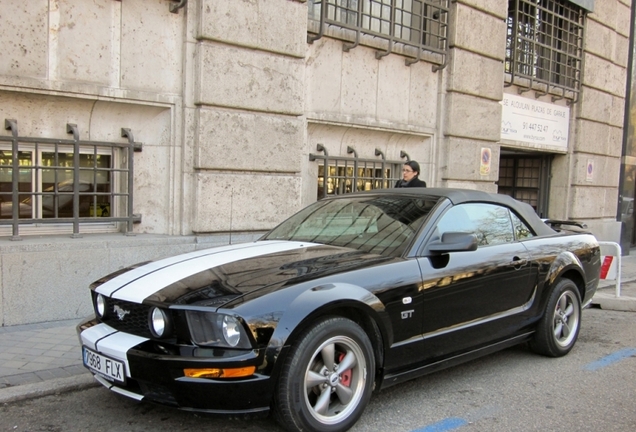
[598,241,622,298]
[0,119,142,240]
[310,144,409,199]
[308,0,449,69]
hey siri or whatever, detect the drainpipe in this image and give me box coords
[618,3,636,253]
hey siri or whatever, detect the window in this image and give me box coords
[436,203,534,247]
[317,164,400,198]
[308,0,449,66]
[0,120,140,237]
[506,0,585,100]
[0,150,111,219]
[511,211,534,240]
[309,145,405,199]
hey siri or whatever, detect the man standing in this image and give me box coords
[395,160,427,188]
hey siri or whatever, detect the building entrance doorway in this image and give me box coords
[497,152,552,218]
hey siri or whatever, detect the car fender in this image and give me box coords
[542,250,586,299]
[261,282,391,376]
[277,282,390,347]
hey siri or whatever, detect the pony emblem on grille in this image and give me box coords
[114,305,131,320]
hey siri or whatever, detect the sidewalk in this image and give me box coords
[1,251,635,405]
[0,319,96,403]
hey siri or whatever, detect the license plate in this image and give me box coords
[83,346,126,384]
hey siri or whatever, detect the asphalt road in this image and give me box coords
[1,307,635,432]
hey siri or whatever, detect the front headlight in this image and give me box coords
[186,311,252,349]
[222,315,242,347]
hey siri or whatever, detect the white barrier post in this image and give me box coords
[598,241,622,297]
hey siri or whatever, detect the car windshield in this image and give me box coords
[263,195,440,256]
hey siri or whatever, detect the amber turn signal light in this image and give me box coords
[183,366,256,379]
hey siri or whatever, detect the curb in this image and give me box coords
[591,291,636,312]
[593,278,636,312]
[0,373,98,405]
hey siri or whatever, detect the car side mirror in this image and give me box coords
[428,232,478,254]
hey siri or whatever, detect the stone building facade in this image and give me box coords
[0,0,629,326]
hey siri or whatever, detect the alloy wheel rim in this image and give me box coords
[303,335,367,425]
[552,291,580,347]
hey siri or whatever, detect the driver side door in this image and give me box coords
[415,203,537,359]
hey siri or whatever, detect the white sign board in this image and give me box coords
[500,93,570,148]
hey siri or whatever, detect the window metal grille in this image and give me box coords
[310,144,407,199]
[308,0,449,68]
[0,119,142,240]
[505,0,584,102]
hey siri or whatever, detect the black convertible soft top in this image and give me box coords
[325,188,557,237]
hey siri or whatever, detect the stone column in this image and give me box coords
[187,0,308,234]
[554,0,629,240]
[439,1,507,191]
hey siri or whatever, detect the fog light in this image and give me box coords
[149,307,170,338]
[95,294,106,318]
[183,366,256,379]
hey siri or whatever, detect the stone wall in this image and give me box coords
[304,36,437,198]
[0,0,185,238]
[0,233,261,326]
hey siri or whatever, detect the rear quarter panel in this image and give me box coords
[522,232,601,311]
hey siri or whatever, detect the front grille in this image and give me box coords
[99,296,153,338]
[139,381,178,406]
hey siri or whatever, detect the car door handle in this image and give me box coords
[510,257,527,268]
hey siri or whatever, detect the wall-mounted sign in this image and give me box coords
[500,93,570,148]
[586,159,594,182]
[480,148,491,175]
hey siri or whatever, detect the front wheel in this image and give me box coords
[273,317,375,432]
[530,278,581,357]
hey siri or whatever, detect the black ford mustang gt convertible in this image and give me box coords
[78,188,601,432]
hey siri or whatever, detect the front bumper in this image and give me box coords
[77,317,273,415]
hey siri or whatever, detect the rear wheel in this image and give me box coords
[530,278,581,357]
[273,317,375,432]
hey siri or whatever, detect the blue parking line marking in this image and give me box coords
[412,417,468,432]
[584,347,636,371]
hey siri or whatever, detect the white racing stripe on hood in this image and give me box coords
[96,241,286,298]
[98,240,320,304]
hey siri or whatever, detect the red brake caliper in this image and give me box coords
[338,353,352,387]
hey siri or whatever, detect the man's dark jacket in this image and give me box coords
[395,177,427,188]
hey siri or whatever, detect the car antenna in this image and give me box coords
[229,187,233,245]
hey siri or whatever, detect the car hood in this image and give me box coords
[94,240,395,307]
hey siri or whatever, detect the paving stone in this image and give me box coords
[2,361,28,369]
[0,367,23,376]
[5,373,42,386]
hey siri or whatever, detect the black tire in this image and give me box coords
[273,317,375,432]
[530,278,582,357]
